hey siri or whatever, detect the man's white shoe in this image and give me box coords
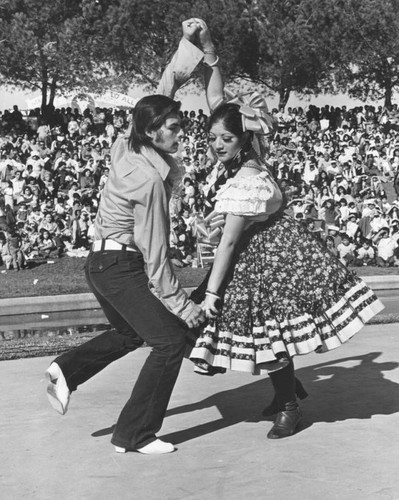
[137,439,175,454]
[45,362,70,415]
[114,439,175,454]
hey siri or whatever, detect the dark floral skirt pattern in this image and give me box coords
[189,214,384,374]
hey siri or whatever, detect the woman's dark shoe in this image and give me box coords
[262,378,308,417]
[267,402,302,439]
[193,364,226,376]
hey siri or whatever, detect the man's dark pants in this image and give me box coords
[54,248,187,450]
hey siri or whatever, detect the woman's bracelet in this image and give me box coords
[205,290,221,300]
[203,55,219,68]
[203,46,216,54]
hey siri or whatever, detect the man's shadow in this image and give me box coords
[92,352,399,443]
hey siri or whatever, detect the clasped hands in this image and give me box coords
[182,18,213,50]
[185,294,220,328]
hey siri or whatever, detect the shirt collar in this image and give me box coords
[141,146,176,181]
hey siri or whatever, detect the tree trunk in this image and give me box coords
[41,80,48,111]
[40,56,48,113]
[49,77,58,107]
[278,87,290,110]
[384,84,392,108]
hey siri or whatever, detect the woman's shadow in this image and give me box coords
[92,352,399,443]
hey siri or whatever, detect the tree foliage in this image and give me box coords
[331,0,399,107]
[0,0,114,110]
[1,0,399,111]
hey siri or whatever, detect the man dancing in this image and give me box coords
[45,21,206,455]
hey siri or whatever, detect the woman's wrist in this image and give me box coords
[203,43,219,67]
[203,56,219,68]
[205,289,221,300]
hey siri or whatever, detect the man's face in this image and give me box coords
[148,113,181,154]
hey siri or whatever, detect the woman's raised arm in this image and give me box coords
[195,19,224,112]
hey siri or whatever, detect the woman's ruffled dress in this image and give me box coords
[189,168,384,374]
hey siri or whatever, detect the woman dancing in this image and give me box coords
[188,19,384,439]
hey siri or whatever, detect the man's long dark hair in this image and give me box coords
[128,95,181,153]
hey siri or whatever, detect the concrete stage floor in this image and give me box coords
[1,323,399,500]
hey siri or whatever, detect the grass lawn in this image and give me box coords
[0,256,398,299]
[0,257,209,299]
[0,256,397,361]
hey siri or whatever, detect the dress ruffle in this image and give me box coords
[215,172,282,217]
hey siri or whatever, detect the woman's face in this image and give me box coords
[208,120,245,163]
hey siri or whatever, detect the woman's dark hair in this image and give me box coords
[128,95,181,153]
[207,103,245,137]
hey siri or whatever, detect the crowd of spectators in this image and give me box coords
[1,100,399,272]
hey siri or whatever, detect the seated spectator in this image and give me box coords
[354,239,376,266]
[69,206,89,249]
[67,182,81,207]
[305,218,324,239]
[325,235,338,257]
[27,203,42,226]
[168,243,188,268]
[38,212,58,235]
[336,233,356,266]
[182,179,196,209]
[326,225,342,248]
[344,213,360,241]
[97,166,109,194]
[4,228,24,270]
[26,150,44,179]
[0,234,12,269]
[80,167,97,200]
[336,197,351,223]
[16,203,29,226]
[54,196,68,217]
[37,229,58,259]
[319,199,338,227]
[2,180,14,208]
[20,230,39,263]
[86,214,96,245]
[373,227,398,267]
[11,170,25,203]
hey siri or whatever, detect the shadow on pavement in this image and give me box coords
[91,351,399,443]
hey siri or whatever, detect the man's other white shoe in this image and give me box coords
[45,362,70,415]
[137,439,175,454]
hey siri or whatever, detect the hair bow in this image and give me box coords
[225,89,276,136]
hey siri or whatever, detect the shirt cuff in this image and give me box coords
[157,38,204,97]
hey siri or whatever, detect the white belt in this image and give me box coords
[92,239,138,252]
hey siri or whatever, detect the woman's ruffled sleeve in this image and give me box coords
[214,172,283,218]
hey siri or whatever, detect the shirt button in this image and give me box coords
[99,264,103,270]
